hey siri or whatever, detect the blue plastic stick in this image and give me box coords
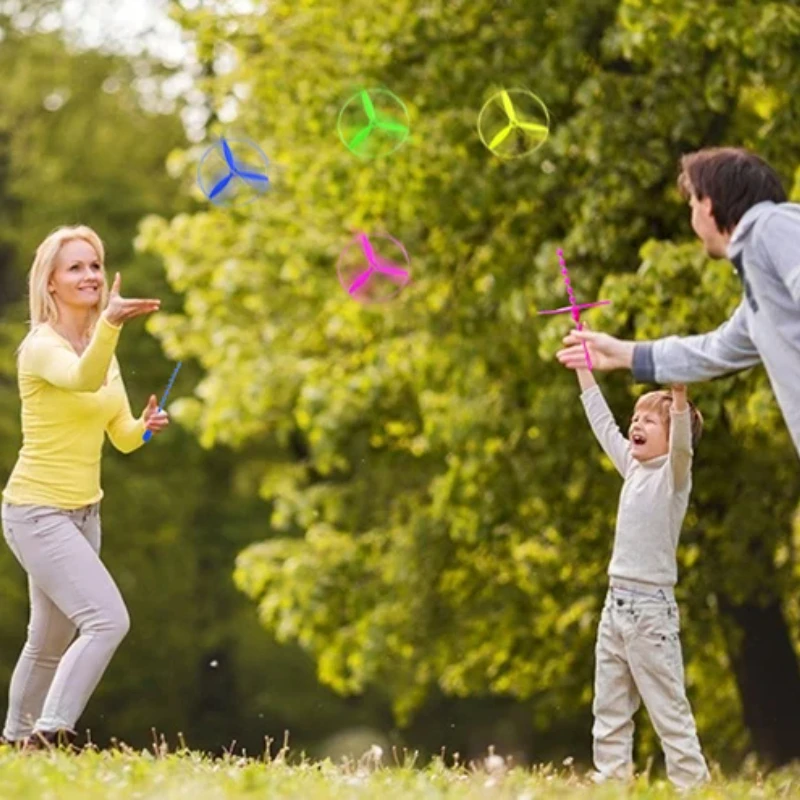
[143,361,182,443]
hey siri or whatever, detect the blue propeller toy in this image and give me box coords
[142,361,182,443]
[208,137,270,201]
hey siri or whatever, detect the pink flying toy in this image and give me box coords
[537,248,611,370]
[336,231,411,303]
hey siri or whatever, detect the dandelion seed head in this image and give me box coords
[485,752,505,773]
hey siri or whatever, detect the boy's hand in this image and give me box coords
[671,383,688,411]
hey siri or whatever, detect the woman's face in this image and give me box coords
[48,239,105,314]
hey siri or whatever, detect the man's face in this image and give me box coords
[689,192,729,258]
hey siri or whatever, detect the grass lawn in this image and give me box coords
[0,743,798,800]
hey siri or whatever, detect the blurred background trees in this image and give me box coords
[1,0,799,773]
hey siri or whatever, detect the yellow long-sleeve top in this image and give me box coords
[2,316,146,510]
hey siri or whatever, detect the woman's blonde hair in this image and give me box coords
[23,225,108,345]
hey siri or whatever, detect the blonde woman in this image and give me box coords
[1,226,169,748]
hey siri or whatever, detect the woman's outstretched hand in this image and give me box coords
[142,394,170,436]
[557,328,635,372]
[103,272,161,326]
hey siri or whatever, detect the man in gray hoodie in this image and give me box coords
[557,147,800,458]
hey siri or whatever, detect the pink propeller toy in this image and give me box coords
[337,232,411,303]
[537,248,611,370]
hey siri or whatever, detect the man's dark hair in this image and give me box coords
[677,147,787,233]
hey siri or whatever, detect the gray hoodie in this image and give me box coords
[632,201,800,458]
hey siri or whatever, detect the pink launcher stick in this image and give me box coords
[537,248,611,370]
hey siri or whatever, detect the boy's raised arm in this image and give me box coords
[668,384,693,490]
[577,367,634,478]
[576,365,597,392]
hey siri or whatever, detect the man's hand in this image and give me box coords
[557,329,635,372]
[103,272,161,326]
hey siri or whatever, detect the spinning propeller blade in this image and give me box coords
[500,91,518,123]
[348,125,373,151]
[360,90,377,122]
[348,266,374,295]
[358,233,379,267]
[517,121,548,135]
[232,160,269,177]
[489,124,514,150]
[209,171,234,199]
[537,300,611,316]
[375,118,408,135]
[220,138,237,170]
[238,170,270,184]
[374,259,409,281]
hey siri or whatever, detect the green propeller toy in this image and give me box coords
[338,88,410,159]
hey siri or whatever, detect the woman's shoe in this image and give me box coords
[0,735,28,749]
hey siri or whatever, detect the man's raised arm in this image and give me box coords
[557,300,761,383]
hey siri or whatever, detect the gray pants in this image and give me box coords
[1,502,129,739]
[593,583,709,789]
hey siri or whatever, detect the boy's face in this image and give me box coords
[628,406,669,462]
[689,191,730,259]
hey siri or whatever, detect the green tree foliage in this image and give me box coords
[139,0,800,767]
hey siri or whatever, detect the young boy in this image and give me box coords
[574,362,709,789]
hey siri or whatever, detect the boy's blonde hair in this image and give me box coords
[634,390,704,447]
[20,226,108,351]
